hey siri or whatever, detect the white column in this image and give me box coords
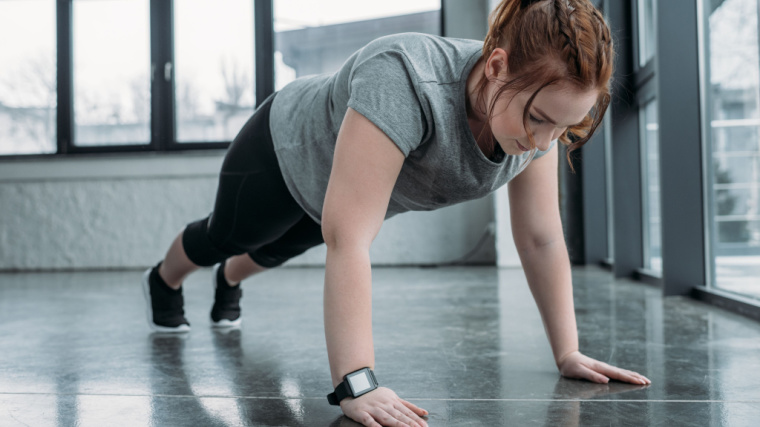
[495,185,521,267]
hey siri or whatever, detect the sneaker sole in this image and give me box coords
[211,318,242,328]
[211,263,242,329]
[141,268,190,333]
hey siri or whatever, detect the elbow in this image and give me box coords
[514,233,564,254]
[321,217,373,253]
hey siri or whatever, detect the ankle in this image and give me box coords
[221,263,241,287]
[157,263,182,290]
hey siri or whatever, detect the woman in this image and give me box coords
[142,0,651,425]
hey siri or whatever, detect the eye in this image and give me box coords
[529,114,545,124]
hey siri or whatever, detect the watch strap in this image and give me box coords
[327,380,352,405]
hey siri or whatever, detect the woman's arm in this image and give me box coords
[508,146,578,363]
[321,108,429,427]
[508,145,651,385]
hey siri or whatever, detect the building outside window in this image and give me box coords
[274,0,441,89]
[641,98,662,273]
[0,0,57,155]
[637,0,656,67]
[704,0,760,300]
[73,0,151,147]
[0,1,442,156]
[635,0,661,274]
[174,0,256,143]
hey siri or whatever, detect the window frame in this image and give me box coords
[634,0,661,281]
[637,84,658,275]
[1,0,445,159]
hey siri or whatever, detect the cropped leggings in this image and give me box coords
[182,93,325,268]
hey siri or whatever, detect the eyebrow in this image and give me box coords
[533,107,557,125]
[533,106,584,128]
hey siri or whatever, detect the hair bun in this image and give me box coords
[520,0,543,8]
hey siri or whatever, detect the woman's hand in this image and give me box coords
[557,351,652,385]
[340,386,429,427]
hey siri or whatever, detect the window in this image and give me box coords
[1,0,444,156]
[73,0,151,146]
[636,0,656,67]
[0,0,57,155]
[174,0,255,143]
[704,0,760,300]
[604,112,615,262]
[640,98,661,273]
[274,0,441,90]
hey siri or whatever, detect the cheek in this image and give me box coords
[491,102,526,138]
[493,118,525,139]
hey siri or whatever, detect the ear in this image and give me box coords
[485,48,509,82]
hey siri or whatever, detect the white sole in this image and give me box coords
[142,268,190,333]
[211,263,242,329]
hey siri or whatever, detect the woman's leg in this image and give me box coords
[158,228,199,290]
[223,254,269,286]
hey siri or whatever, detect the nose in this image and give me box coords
[533,127,553,151]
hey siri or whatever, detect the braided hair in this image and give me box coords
[474,0,614,170]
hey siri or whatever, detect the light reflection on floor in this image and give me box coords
[1,266,759,426]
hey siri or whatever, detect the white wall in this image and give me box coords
[0,153,496,270]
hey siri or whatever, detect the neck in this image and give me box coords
[465,58,493,155]
[466,58,488,125]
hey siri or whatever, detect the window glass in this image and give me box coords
[274,0,441,90]
[604,112,615,261]
[705,0,760,300]
[73,0,151,146]
[641,98,662,272]
[174,0,255,143]
[0,0,56,155]
[637,0,656,67]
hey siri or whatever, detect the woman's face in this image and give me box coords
[488,81,599,156]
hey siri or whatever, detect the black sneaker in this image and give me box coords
[210,262,242,328]
[141,264,191,333]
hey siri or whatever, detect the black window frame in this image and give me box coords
[7,0,443,159]
[51,0,273,156]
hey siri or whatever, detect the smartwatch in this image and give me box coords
[327,367,379,405]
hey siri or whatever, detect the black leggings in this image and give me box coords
[182,93,325,268]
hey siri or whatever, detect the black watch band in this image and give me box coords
[327,367,378,405]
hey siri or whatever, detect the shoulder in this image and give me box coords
[357,33,480,62]
[359,33,445,53]
[354,33,483,83]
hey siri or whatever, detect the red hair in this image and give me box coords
[475,0,614,169]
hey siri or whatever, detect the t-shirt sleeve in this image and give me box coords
[532,138,558,160]
[346,50,427,157]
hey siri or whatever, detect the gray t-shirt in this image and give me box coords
[269,32,555,224]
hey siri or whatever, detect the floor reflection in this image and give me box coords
[148,330,321,426]
[1,266,760,425]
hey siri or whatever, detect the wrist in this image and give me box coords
[332,363,375,388]
[327,367,379,406]
[555,349,580,367]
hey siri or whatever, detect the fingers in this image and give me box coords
[593,362,652,385]
[343,388,429,427]
[397,402,430,427]
[358,412,382,427]
[390,404,427,427]
[400,399,429,417]
[364,406,425,427]
[394,402,429,426]
[577,363,610,383]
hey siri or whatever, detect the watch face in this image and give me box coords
[347,371,373,395]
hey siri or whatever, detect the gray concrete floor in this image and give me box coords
[1,265,760,426]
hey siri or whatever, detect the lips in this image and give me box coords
[516,140,529,151]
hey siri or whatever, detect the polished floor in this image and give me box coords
[1,265,759,426]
